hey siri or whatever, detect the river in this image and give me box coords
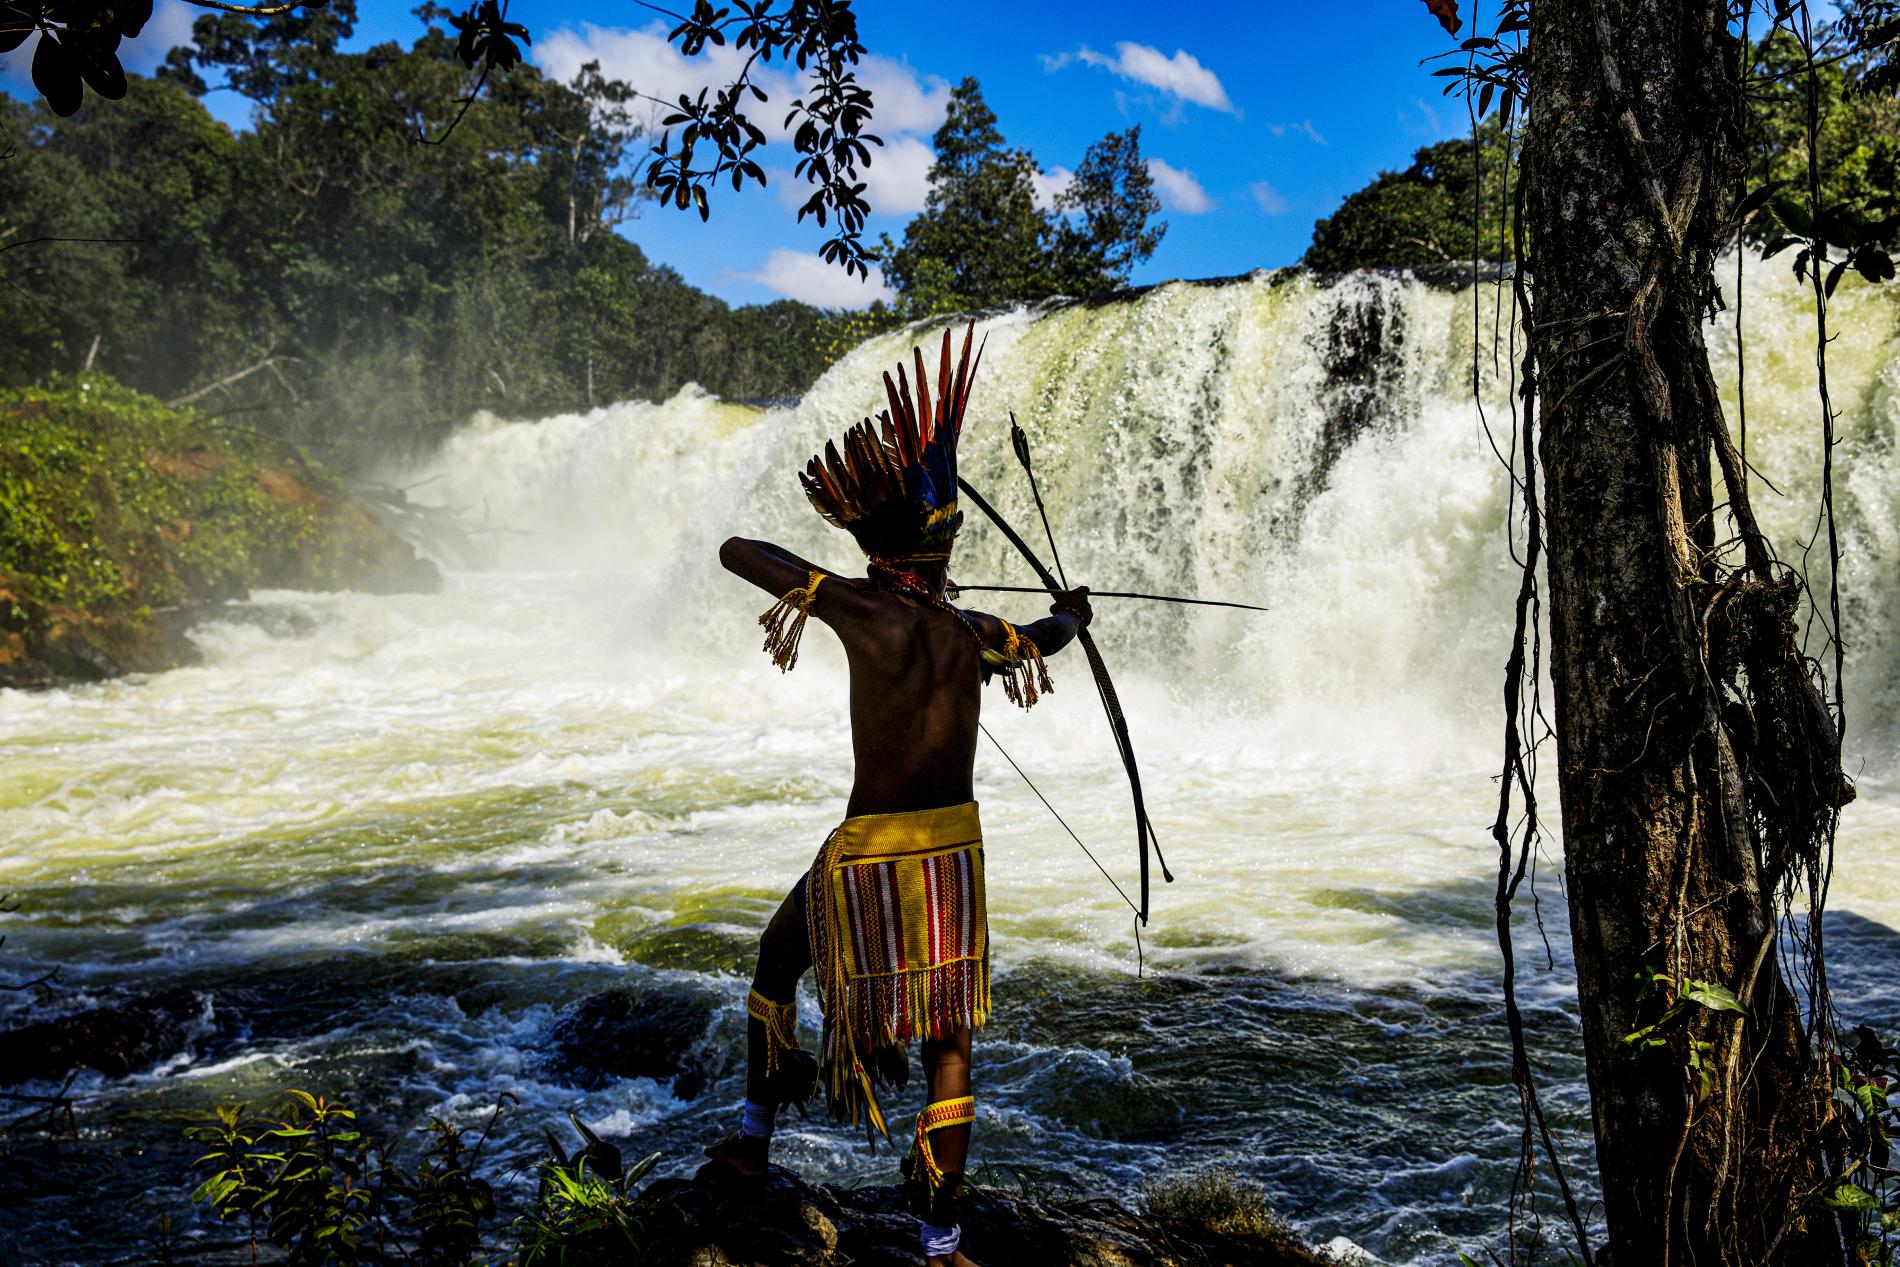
[3,261,1898,1265]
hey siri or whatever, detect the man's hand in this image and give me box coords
[1051,586,1093,626]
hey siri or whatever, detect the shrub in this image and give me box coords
[1139,1168,1286,1240]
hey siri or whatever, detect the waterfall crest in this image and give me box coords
[404,261,1900,751]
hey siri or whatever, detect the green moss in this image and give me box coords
[0,375,438,686]
[1139,1169,1289,1240]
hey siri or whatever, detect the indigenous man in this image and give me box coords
[707,325,1092,1266]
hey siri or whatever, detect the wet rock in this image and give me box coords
[620,1163,1334,1267]
[0,989,212,1085]
[548,988,718,1097]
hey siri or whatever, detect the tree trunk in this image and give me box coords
[1526,2,1841,1262]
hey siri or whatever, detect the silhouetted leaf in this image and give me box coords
[1857,248,1895,284]
[73,41,128,101]
[1826,258,1851,297]
[1734,182,1781,223]
[32,31,82,118]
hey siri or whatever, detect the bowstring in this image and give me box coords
[979,721,1145,976]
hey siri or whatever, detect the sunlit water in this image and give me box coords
[3,262,1899,1266]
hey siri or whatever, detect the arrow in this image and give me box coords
[948,583,1267,612]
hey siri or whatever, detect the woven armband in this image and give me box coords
[906,1095,976,1195]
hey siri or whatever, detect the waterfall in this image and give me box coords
[403,259,1900,757]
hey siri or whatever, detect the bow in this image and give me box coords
[957,438,1174,925]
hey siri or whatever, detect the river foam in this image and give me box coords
[2,260,1897,1265]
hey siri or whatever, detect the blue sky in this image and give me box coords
[3,1,1474,307]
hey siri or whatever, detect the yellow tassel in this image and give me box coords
[759,571,826,671]
[993,621,1053,709]
[746,988,801,1078]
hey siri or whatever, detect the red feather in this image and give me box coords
[1422,0,1460,35]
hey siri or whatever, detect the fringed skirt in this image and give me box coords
[806,801,989,1142]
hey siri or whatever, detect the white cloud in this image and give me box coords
[772,134,936,217]
[1147,158,1212,213]
[1400,97,1446,138]
[537,24,948,148]
[538,21,798,139]
[125,1,198,71]
[861,134,937,216]
[1250,180,1288,215]
[1046,42,1236,115]
[855,56,950,134]
[749,248,894,309]
[1268,119,1327,145]
[1031,165,1073,211]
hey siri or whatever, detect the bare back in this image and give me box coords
[718,537,1088,818]
[836,585,984,816]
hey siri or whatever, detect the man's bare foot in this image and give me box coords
[703,1131,768,1178]
[925,1253,978,1267]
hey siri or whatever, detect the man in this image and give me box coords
[706,325,1092,1267]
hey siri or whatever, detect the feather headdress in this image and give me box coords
[799,323,983,558]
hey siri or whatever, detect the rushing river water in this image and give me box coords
[4,262,1900,1266]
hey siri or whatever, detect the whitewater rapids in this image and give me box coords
[2,260,1898,1265]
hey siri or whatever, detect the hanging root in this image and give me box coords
[1709,572,1855,894]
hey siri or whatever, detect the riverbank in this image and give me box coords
[0,378,438,689]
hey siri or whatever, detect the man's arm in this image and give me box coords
[968,587,1093,657]
[719,537,876,626]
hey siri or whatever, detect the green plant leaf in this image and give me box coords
[1681,981,1744,1013]
[1821,1181,1880,1212]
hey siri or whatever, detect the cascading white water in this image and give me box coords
[3,259,1898,1266]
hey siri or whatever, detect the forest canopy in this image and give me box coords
[0,2,847,468]
[1303,20,1899,272]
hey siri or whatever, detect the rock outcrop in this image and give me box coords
[623,1163,1336,1267]
[0,989,213,1085]
[546,987,723,1099]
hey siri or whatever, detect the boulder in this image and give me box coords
[547,988,719,1098]
[0,989,212,1085]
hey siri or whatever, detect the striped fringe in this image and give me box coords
[807,830,990,1145]
[759,571,826,671]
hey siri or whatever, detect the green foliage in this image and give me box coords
[0,378,432,681]
[1821,1026,1900,1264]
[0,9,846,471]
[1619,964,1748,1100]
[1138,1168,1286,1239]
[971,1160,1088,1206]
[513,1114,660,1266]
[1310,12,1900,273]
[880,78,1166,314]
[1303,114,1516,271]
[182,1093,664,1267]
[1744,27,1900,295]
[186,1088,506,1267]
[1745,27,1900,245]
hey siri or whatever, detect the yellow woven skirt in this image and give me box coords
[805,801,989,1141]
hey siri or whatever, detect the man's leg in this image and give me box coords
[916,1028,979,1267]
[707,883,814,1177]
